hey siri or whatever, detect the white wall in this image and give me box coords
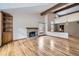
[45,14,68,39]
[50,12,79,38]
[3,11,44,40]
[54,12,79,24]
[13,13,44,39]
[65,22,79,38]
[38,23,45,33]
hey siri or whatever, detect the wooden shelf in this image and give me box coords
[3,16,13,32]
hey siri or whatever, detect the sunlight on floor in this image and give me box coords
[50,40,55,50]
[38,37,44,49]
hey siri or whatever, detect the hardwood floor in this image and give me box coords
[0,36,79,56]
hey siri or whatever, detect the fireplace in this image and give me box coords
[29,32,36,37]
[26,27,38,38]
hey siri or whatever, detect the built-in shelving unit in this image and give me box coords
[0,11,13,46]
[3,17,13,32]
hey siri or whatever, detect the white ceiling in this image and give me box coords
[0,3,53,9]
[0,3,79,15]
[0,3,57,14]
[57,5,79,16]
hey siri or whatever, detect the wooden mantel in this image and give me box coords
[26,27,38,29]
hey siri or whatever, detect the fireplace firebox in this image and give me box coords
[29,32,36,37]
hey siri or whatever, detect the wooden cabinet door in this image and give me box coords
[2,32,12,44]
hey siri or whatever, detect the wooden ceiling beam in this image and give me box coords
[40,3,67,16]
[54,3,79,13]
[41,3,79,16]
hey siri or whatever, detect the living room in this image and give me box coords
[0,3,79,56]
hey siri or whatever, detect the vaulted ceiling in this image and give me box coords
[0,3,57,14]
[0,3,79,15]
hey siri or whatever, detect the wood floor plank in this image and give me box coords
[0,36,79,56]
